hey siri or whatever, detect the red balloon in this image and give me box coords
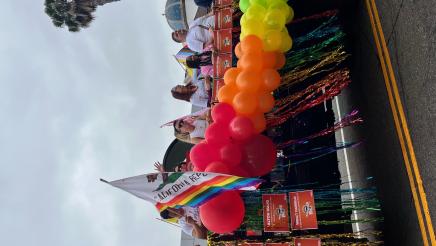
[229,116,255,141]
[205,122,231,145]
[227,165,250,177]
[240,134,277,176]
[204,161,231,174]
[199,191,245,234]
[211,103,236,124]
[219,143,242,166]
[190,142,220,171]
[193,166,202,172]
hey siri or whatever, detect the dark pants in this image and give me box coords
[194,0,213,8]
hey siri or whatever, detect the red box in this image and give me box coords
[214,0,233,7]
[213,29,233,53]
[289,190,318,230]
[215,8,233,29]
[294,238,321,246]
[213,54,232,78]
[262,194,290,232]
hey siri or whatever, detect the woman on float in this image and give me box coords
[171,74,212,108]
[173,110,210,144]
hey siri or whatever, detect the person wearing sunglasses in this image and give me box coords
[173,110,211,144]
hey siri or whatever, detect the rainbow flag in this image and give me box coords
[102,172,262,211]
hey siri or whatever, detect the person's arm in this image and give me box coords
[190,137,204,144]
[196,109,211,121]
[185,216,208,239]
[203,76,212,91]
[203,27,215,49]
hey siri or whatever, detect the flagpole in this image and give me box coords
[156,218,181,228]
[100,178,109,184]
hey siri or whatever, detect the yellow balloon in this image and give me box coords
[286,6,294,23]
[245,4,267,20]
[263,30,282,51]
[243,18,265,38]
[240,15,247,27]
[267,0,290,20]
[263,9,286,31]
[279,31,293,52]
[250,0,267,8]
[240,30,248,40]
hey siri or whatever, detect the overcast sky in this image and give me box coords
[0,1,190,245]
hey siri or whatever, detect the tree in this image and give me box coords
[44,0,119,32]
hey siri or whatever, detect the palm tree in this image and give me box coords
[44,0,119,32]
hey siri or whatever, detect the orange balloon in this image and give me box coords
[258,92,275,113]
[274,52,286,69]
[240,52,263,72]
[262,52,276,69]
[218,84,238,104]
[235,43,243,59]
[224,67,240,85]
[249,111,267,133]
[262,69,281,91]
[241,35,263,54]
[233,91,258,115]
[236,70,262,93]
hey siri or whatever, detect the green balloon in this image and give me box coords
[239,0,251,13]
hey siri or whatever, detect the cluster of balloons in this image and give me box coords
[217,35,285,133]
[195,0,296,235]
[190,103,276,177]
[239,0,294,52]
[191,103,277,233]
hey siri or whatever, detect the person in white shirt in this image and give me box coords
[171,14,215,53]
[160,207,207,239]
[171,75,212,108]
[173,110,210,144]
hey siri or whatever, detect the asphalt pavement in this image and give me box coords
[335,0,436,245]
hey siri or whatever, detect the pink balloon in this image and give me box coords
[200,191,245,234]
[211,103,236,124]
[219,143,242,166]
[205,122,231,145]
[240,134,277,177]
[190,141,220,171]
[204,161,231,174]
[229,116,256,141]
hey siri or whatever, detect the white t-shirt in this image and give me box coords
[190,76,209,108]
[190,119,207,139]
[186,15,215,53]
[178,207,201,236]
